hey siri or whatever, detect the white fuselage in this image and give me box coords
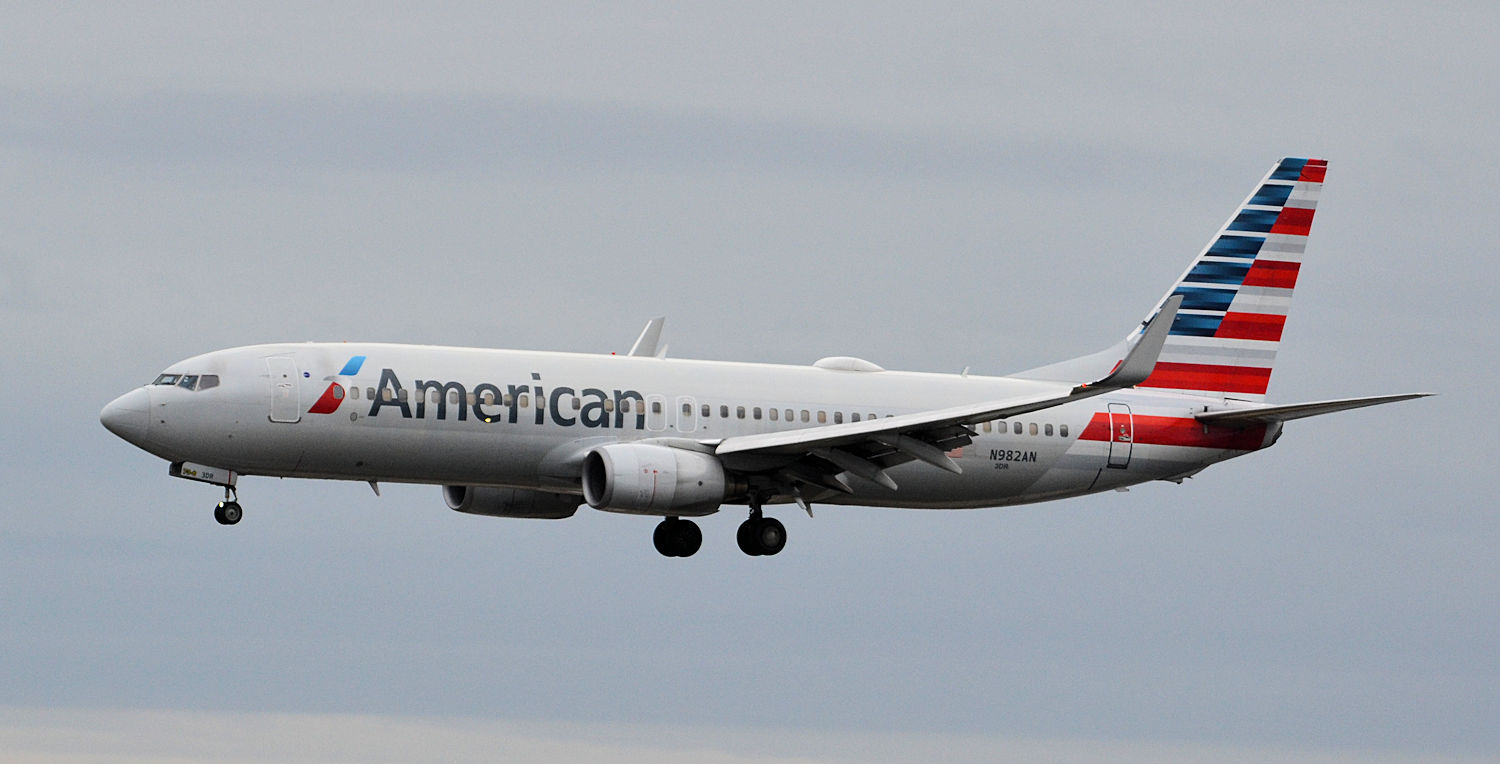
[104,342,1276,512]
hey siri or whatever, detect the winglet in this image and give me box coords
[627,317,665,357]
[1074,294,1181,393]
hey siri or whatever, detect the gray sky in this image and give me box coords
[2,2,1496,761]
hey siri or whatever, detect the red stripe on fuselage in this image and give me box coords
[1214,312,1286,341]
[1270,207,1315,236]
[1140,362,1272,395]
[307,383,345,414]
[1079,413,1267,450]
[1242,259,1300,289]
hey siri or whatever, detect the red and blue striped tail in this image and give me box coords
[1133,157,1326,402]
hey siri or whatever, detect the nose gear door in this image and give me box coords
[267,357,302,423]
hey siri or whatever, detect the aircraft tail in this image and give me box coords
[1127,157,1326,402]
[1015,157,1326,401]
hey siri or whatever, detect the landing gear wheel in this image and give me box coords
[214,500,242,525]
[653,518,701,557]
[737,519,761,556]
[737,515,786,556]
[753,517,786,555]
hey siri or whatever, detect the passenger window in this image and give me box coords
[982,421,991,433]
[721,405,729,418]
[736,406,745,419]
[701,404,710,417]
[519,393,530,408]
[834,412,843,424]
[851,413,861,422]
[769,408,779,421]
[572,397,581,411]
[682,402,692,416]
[349,385,359,400]
[602,397,613,412]
[1029,423,1038,436]
[817,411,827,424]
[381,388,392,402]
[465,392,475,406]
[480,390,495,404]
[619,399,630,413]
[751,407,761,420]
[1045,424,1054,436]
[429,390,440,405]
[398,389,408,402]
[1059,424,1069,437]
[786,409,794,422]
[801,410,810,423]
[1013,422,1022,435]
[505,393,516,406]
[451,391,462,405]
[652,401,663,415]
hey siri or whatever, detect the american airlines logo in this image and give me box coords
[306,355,366,415]
[311,357,651,429]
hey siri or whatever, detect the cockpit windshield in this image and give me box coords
[152,373,220,391]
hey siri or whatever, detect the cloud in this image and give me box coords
[0,707,1480,764]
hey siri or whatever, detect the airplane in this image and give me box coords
[100,158,1428,557]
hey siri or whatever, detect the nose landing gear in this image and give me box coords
[213,485,242,525]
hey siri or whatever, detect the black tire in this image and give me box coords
[653,519,677,556]
[737,519,761,556]
[677,520,702,557]
[216,501,242,526]
[755,517,786,556]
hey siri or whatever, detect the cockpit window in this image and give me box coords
[152,373,219,391]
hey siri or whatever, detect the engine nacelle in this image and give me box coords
[581,443,727,516]
[442,485,580,519]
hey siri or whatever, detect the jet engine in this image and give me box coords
[581,443,728,516]
[442,485,580,519]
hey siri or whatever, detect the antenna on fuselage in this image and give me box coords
[628,317,665,357]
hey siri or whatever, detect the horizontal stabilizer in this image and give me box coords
[1195,393,1432,426]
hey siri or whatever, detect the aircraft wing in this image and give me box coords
[712,296,1183,494]
[1194,393,1432,426]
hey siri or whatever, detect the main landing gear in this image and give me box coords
[213,485,242,526]
[653,517,702,557]
[651,504,789,558]
[736,507,786,556]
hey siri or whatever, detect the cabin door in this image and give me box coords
[267,357,301,423]
[1106,403,1133,469]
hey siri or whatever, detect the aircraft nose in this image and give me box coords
[100,387,151,445]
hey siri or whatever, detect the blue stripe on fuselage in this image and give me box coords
[339,356,367,376]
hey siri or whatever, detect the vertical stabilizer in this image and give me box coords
[1129,157,1327,401]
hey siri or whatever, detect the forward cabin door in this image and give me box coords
[1106,402,1133,469]
[267,357,302,423]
